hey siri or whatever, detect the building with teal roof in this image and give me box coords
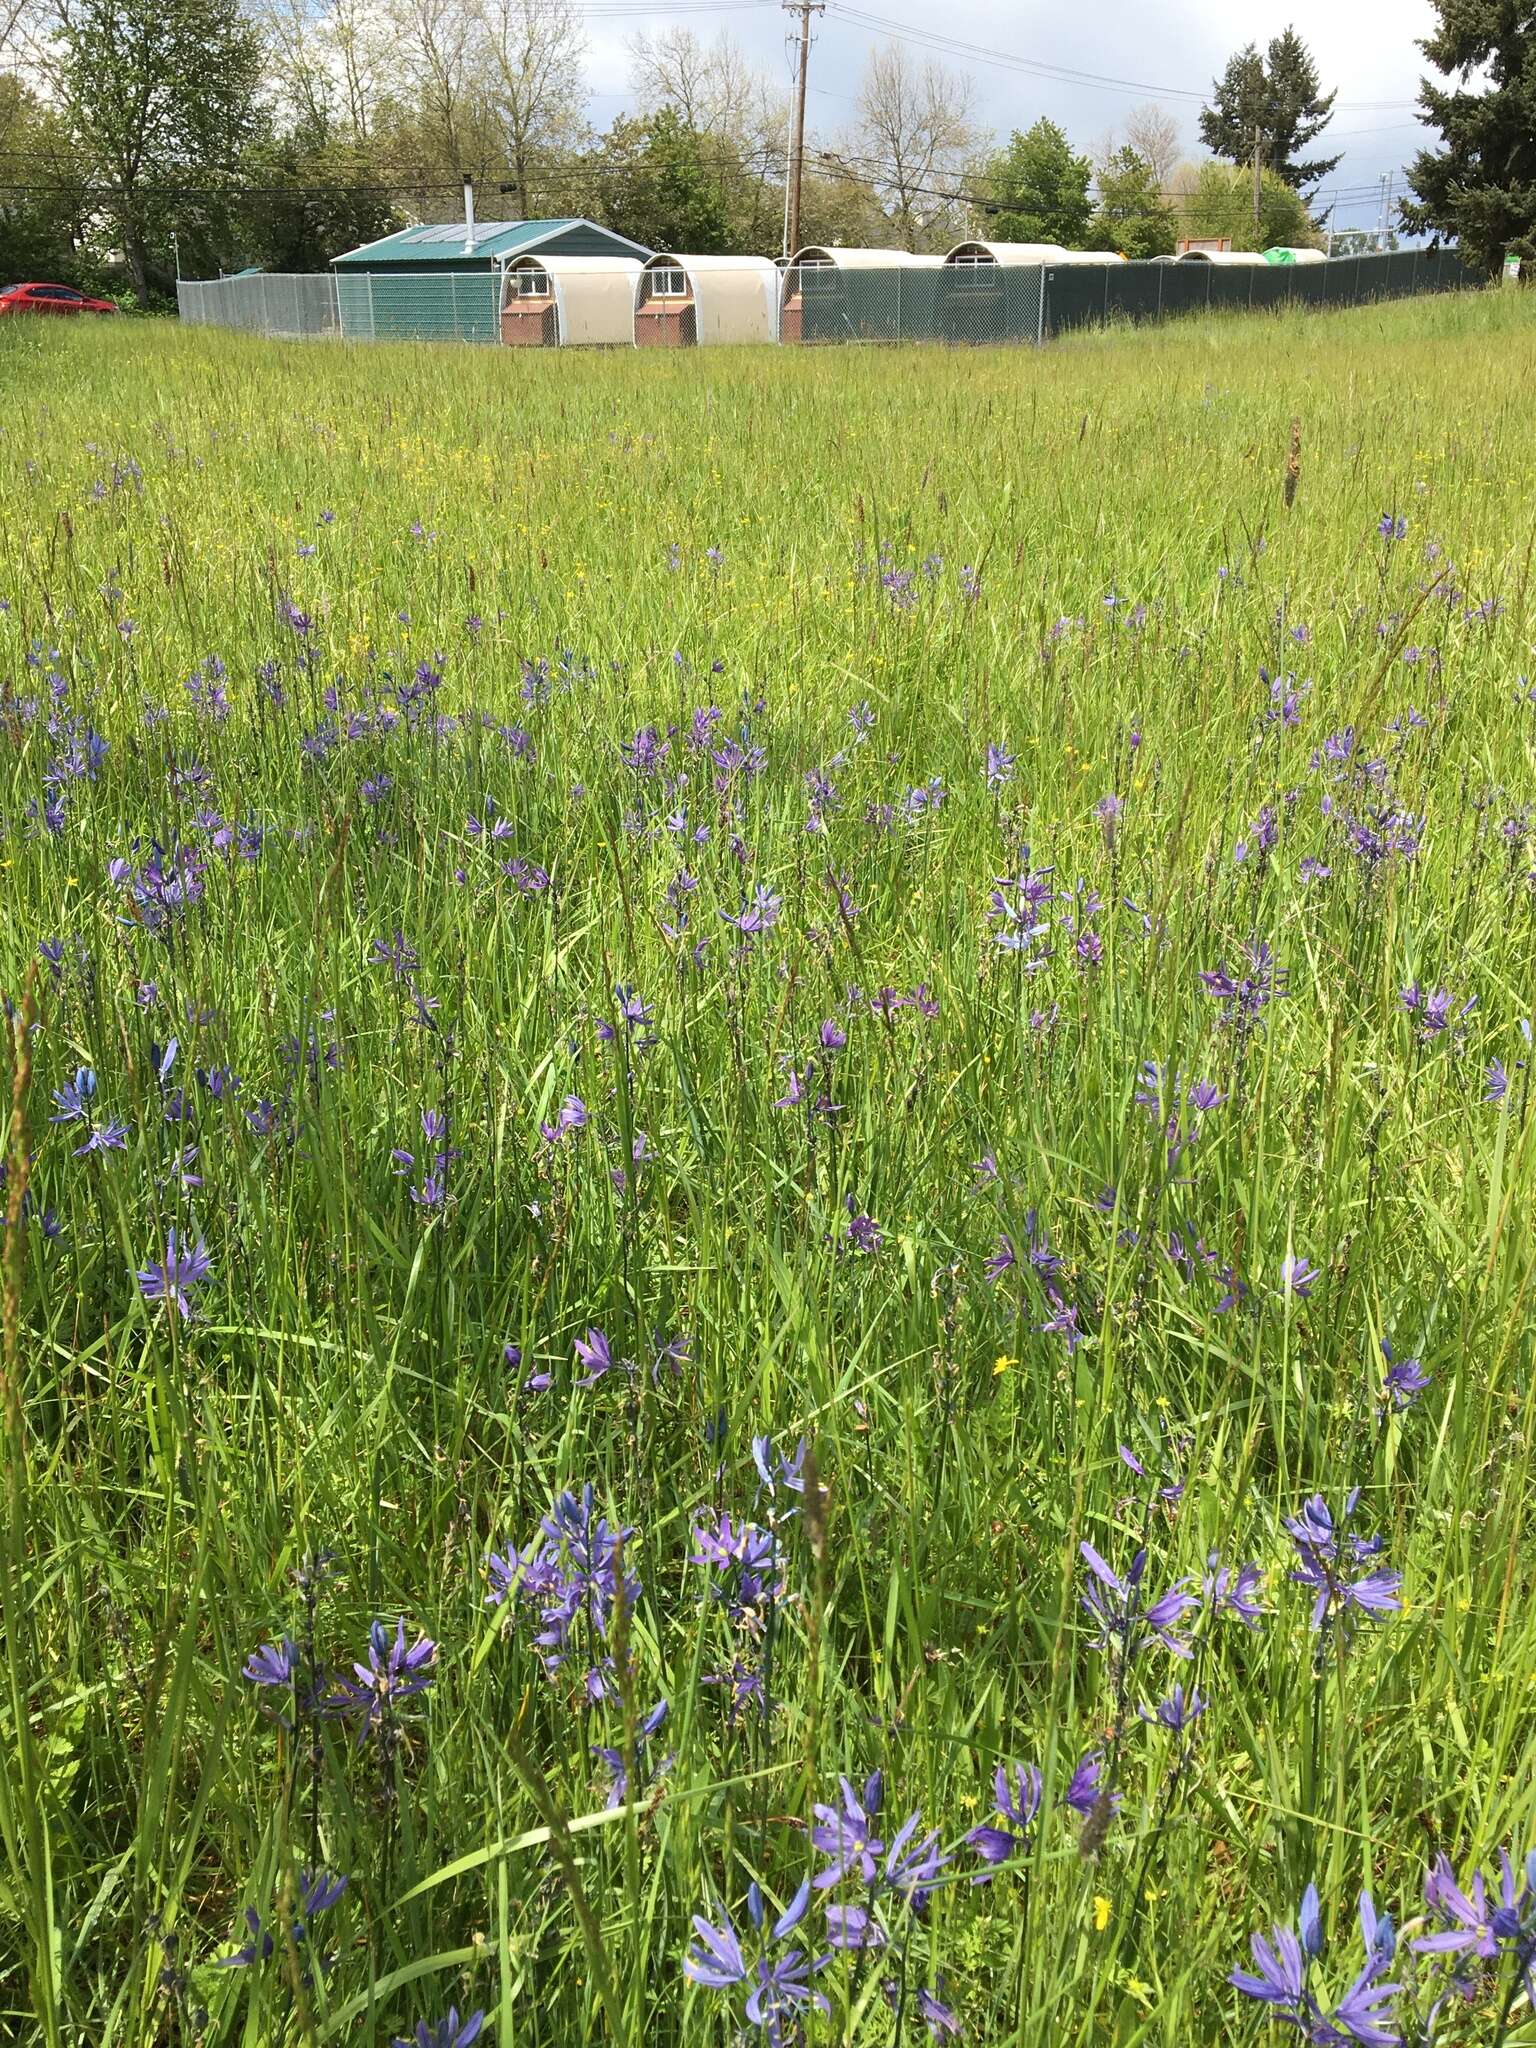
[332,218,650,276]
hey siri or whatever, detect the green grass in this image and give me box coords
[2,288,1536,2046]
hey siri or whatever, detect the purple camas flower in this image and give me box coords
[539,1094,588,1145]
[49,1066,96,1123]
[751,1434,806,1499]
[1381,1339,1430,1412]
[1234,805,1278,866]
[1401,984,1474,1039]
[243,1637,300,1690]
[486,1485,640,1692]
[812,1773,886,1887]
[1279,1253,1320,1301]
[843,1210,882,1254]
[1232,1885,1400,2044]
[393,2010,484,2048]
[1079,1543,1198,1660]
[965,1762,1041,1878]
[1038,1289,1082,1350]
[1200,939,1287,1026]
[908,1983,963,2041]
[983,1234,1016,1281]
[721,884,783,937]
[216,1869,347,1970]
[1284,1492,1402,1632]
[984,742,1015,789]
[1065,1749,1120,1818]
[1414,1846,1536,1978]
[1204,1553,1266,1627]
[1142,1684,1207,1731]
[690,1511,782,1628]
[683,1879,829,2042]
[816,1788,946,1951]
[136,1228,213,1319]
[574,1327,623,1385]
[592,1698,670,1807]
[328,1618,436,1739]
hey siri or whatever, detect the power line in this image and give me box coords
[821,2,1420,115]
[782,0,823,257]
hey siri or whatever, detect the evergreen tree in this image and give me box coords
[1400,0,1536,273]
[1088,147,1177,258]
[981,119,1092,247]
[1199,27,1338,196]
[1199,43,1267,168]
[1263,29,1340,191]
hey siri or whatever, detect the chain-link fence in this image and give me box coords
[1041,247,1481,338]
[780,248,1481,347]
[779,262,1043,345]
[177,274,340,338]
[335,272,500,344]
[177,270,501,344]
[178,247,1483,350]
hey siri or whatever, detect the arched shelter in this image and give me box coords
[780,247,944,343]
[634,254,781,346]
[499,255,643,346]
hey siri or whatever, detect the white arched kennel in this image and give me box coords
[499,254,643,346]
[634,254,781,346]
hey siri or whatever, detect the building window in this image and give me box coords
[647,267,689,298]
[949,253,996,287]
[795,261,837,296]
[511,268,550,298]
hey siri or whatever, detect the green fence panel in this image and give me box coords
[1104,265,1165,323]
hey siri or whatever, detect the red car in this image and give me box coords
[0,282,119,317]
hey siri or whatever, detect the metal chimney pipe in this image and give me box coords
[463,174,476,256]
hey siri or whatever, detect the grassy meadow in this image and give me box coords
[3,290,1536,2046]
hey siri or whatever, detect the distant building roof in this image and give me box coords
[333,218,649,267]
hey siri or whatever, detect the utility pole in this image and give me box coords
[784,0,823,260]
[1252,123,1262,233]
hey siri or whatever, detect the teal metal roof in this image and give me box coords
[333,218,648,268]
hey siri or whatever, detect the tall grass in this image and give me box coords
[1,289,1535,2045]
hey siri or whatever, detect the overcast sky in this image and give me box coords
[580,0,1441,230]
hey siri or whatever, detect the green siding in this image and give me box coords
[336,272,500,344]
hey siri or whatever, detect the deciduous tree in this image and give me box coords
[981,118,1092,247]
[850,43,977,252]
[53,0,264,297]
[1089,147,1177,259]
[1182,159,1319,252]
